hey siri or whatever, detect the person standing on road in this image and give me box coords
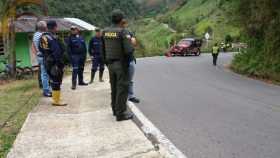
[32,21,52,97]
[120,20,140,104]
[88,28,105,84]
[39,20,67,106]
[66,26,88,90]
[102,10,134,121]
[212,43,220,66]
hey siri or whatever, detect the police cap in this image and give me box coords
[47,20,57,30]
[70,25,78,30]
[112,9,125,24]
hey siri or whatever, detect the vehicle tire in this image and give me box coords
[195,50,201,56]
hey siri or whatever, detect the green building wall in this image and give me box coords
[15,33,32,68]
[11,30,94,69]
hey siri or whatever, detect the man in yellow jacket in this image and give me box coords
[212,43,220,66]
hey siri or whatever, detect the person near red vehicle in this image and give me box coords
[212,43,220,66]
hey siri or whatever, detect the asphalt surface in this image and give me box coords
[134,53,280,158]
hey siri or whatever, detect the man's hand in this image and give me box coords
[131,37,137,47]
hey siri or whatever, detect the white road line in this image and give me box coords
[128,101,187,158]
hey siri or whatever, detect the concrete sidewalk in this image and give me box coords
[7,68,162,158]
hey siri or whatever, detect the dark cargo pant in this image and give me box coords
[44,56,64,91]
[212,53,219,66]
[45,64,64,91]
[71,55,86,85]
[107,61,129,116]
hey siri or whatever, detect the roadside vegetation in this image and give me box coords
[231,0,280,82]
[0,79,41,157]
[131,18,178,57]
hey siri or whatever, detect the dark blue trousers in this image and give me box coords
[71,55,86,85]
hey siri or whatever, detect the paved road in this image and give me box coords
[134,53,280,158]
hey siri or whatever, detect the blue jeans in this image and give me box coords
[128,61,135,99]
[37,56,51,94]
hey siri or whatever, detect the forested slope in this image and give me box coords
[231,0,280,82]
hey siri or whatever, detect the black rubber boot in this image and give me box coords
[116,112,134,122]
[90,70,96,84]
[99,70,104,82]
[71,81,77,90]
[78,68,88,86]
[72,71,77,90]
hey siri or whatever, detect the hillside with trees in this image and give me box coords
[231,0,280,82]
[16,0,140,27]
[132,0,240,56]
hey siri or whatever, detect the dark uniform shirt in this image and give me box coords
[67,35,87,56]
[39,32,65,67]
[89,36,102,57]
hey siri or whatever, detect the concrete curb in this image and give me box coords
[128,102,187,158]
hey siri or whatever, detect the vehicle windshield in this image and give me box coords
[178,40,192,46]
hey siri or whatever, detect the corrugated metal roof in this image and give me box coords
[64,18,96,31]
[1,16,95,33]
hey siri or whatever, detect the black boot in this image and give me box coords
[72,80,77,90]
[129,97,140,104]
[116,112,134,122]
[99,70,104,82]
[90,70,96,84]
[78,68,88,86]
[72,71,77,90]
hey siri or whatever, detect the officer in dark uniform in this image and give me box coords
[67,26,88,90]
[88,28,105,84]
[39,20,67,106]
[102,10,134,121]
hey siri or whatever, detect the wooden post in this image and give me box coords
[9,16,16,77]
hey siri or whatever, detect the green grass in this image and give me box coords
[0,79,41,158]
[132,18,177,56]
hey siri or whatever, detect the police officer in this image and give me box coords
[67,26,88,90]
[102,10,134,121]
[212,43,220,66]
[88,28,105,84]
[39,20,67,106]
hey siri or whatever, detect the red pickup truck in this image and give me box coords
[166,38,202,57]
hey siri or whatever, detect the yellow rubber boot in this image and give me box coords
[52,90,67,106]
